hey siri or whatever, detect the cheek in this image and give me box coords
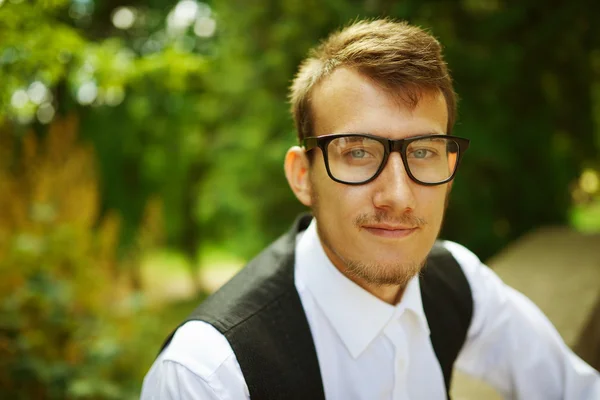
[328,180,369,212]
[417,186,448,221]
[311,173,368,223]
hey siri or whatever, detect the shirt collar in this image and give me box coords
[295,218,430,359]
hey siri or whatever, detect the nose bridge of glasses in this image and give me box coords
[381,139,409,177]
[383,138,417,183]
[389,138,405,153]
[380,149,410,183]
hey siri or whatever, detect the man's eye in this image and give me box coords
[350,149,367,158]
[411,149,433,159]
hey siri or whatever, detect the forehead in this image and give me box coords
[310,68,448,139]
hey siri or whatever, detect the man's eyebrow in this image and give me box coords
[412,135,449,142]
[404,132,446,139]
[343,136,370,143]
[335,132,446,141]
[384,132,447,141]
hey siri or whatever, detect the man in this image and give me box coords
[142,19,600,399]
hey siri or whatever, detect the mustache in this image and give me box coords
[354,211,427,228]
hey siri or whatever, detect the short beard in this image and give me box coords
[317,220,427,288]
[312,198,426,287]
[343,254,425,287]
[309,173,449,288]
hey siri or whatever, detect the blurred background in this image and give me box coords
[1,0,599,398]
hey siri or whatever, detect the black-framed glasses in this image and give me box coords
[303,133,470,186]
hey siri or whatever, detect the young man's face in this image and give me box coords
[287,68,451,288]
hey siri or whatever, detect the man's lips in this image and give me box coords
[361,224,419,238]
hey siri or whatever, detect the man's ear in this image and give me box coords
[284,146,312,207]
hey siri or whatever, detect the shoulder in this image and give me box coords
[439,240,483,271]
[439,240,492,289]
[423,240,483,300]
[439,240,511,298]
[142,321,248,399]
[439,240,513,337]
[160,320,237,377]
[436,240,507,316]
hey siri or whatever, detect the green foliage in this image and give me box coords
[0,118,176,399]
[9,0,599,262]
[571,200,600,233]
[0,2,83,125]
[1,0,216,260]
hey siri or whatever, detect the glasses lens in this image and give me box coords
[326,136,385,183]
[406,137,459,184]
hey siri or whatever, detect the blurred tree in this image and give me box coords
[1,0,599,263]
[0,117,163,399]
[1,0,215,289]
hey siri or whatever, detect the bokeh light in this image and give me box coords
[112,7,136,30]
[37,103,56,124]
[580,169,599,194]
[69,0,94,20]
[77,81,98,105]
[194,16,216,38]
[174,0,198,25]
[11,89,29,109]
[27,81,51,105]
[165,0,214,37]
[105,86,125,107]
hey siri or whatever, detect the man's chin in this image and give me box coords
[343,257,424,287]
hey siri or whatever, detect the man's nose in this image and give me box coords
[372,152,416,212]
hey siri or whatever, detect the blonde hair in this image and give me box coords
[289,19,456,141]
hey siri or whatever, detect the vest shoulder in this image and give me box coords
[421,240,474,389]
[422,240,472,294]
[188,229,297,332]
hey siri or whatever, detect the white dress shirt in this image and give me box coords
[141,220,600,399]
